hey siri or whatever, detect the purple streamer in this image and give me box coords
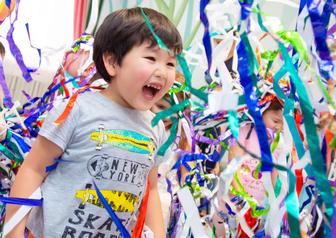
[332,194,336,237]
[0,60,13,108]
[328,23,336,36]
[307,0,335,81]
[6,0,41,83]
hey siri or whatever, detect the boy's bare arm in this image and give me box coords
[145,166,165,237]
[5,136,63,237]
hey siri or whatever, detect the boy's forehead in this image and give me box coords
[144,44,176,58]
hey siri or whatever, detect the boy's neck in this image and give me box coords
[99,85,137,110]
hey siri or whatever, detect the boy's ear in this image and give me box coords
[102,53,117,77]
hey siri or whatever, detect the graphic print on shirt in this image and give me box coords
[61,127,156,237]
[75,185,140,212]
[91,125,155,155]
[63,183,138,237]
[87,154,149,188]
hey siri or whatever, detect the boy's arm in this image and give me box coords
[5,135,63,238]
[145,166,165,237]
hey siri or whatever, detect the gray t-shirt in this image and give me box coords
[28,91,166,238]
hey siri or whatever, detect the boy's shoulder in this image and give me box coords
[74,91,109,111]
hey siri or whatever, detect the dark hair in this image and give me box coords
[0,42,5,59]
[93,7,183,82]
[266,97,283,111]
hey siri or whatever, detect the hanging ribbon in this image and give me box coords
[0,196,42,206]
[306,0,335,82]
[93,181,131,238]
[200,0,212,75]
[237,33,273,172]
[238,0,254,21]
[6,0,41,84]
[279,42,333,235]
[0,59,12,108]
[131,181,150,238]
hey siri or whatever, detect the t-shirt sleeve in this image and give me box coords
[154,120,168,166]
[38,100,79,151]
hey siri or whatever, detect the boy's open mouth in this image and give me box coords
[143,83,162,100]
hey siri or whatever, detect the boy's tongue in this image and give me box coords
[142,86,156,100]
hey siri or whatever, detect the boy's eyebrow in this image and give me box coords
[146,45,176,59]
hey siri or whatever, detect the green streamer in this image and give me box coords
[270,131,280,153]
[84,0,93,30]
[154,0,168,13]
[157,117,178,156]
[167,0,175,20]
[173,0,188,26]
[183,21,201,49]
[231,173,270,217]
[228,110,239,140]
[277,31,310,64]
[330,137,336,149]
[279,43,333,222]
[141,8,169,52]
[152,99,191,127]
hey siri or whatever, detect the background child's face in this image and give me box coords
[64,49,90,77]
[151,96,173,130]
[106,41,176,111]
[262,109,283,132]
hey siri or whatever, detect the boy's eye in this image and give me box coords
[167,62,176,67]
[158,105,167,110]
[145,56,155,61]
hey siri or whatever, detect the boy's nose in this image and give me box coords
[153,65,167,79]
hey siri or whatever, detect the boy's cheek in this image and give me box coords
[135,68,154,83]
[165,75,175,90]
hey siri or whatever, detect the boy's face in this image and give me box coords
[105,41,176,111]
[262,109,283,132]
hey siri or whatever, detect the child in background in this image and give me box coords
[212,96,284,237]
[6,7,182,237]
[151,72,192,230]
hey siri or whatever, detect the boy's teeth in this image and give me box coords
[146,84,161,90]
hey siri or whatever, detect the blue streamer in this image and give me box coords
[93,181,131,238]
[45,157,67,172]
[200,0,212,74]
[11,132,30,153]
[299,185,314,213]
[298,0,307,15]
[172,151,220,170]
[0,196,42,206]
[238,0,254,20]
[237,33,273,172]
[307,0,335,82]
